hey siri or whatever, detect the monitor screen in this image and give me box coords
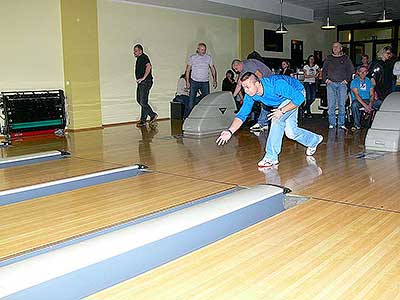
[264,29,283,52]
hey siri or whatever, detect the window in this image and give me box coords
[354,27,392,41]
[339,30,351,43]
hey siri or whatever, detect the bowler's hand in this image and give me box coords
[186,81,190,89]
[216,130,232,146]
[268,109,283,121]
[137,78,144,84]
[213,80,217,89]
[364,104,372,113]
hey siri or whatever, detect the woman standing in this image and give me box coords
[303,55,320,118]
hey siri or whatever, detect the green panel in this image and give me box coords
[11,119,63,129]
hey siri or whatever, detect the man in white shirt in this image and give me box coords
[185,43,217,117]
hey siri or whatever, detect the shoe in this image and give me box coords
[261,124,269,131]
[306,156,317,166]
[136,121,146,127]
[306,114,313,119]
[351,126,361,131]
[250,123,262,131]
[339,125,347,130]
[258,158,279,168]
[149,114,158,124]
[328,125,335,129]
[306,135,323,156]
[252,131,261,137]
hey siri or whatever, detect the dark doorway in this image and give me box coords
[291,40,303,69]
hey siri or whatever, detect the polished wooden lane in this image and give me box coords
[56,121,400,211]
[86,199,400,300]
[1,119,399,298]
[0,172,234,261]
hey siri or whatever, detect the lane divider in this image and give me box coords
[0,164,147,206]
[0,150,70,169]
[0,185,286,300]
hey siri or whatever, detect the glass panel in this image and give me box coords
[354,27,392,41]
[354,44,365,66]
[342,43,350,56]
[364,43,373,62]
[339,30,351,42]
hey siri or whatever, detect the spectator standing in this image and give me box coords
[303,55,320,118]
[322,42,354,129]
[368,46,395,100]
[133,44,157,127]
[185,43,217,117]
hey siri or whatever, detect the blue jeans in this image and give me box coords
[257,104,270,126]
[327,82,347,127]
[351,99,382,128]
[304,82,316,115]
[264,100,321,162]
[187,79,209,117]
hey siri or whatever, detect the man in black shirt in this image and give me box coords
[133,44,157,127]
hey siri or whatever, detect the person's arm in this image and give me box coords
[233,79,242,97]
[254,70,263,79]
[216,117,244,145]
[369,87,375,109]
[210,64,217,89]
[352,87,371,113]
[303,67,312,78]
[344,57,355,84]
[185,64,191,89]
[216,95,253,145]
[137,63,152,83]
[322,59,330,83]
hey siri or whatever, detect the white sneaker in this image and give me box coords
[250,123,262,131]
[261,124,269,131]
[328,125,335,129]
[258,158,279,168]
[339,125,347,130]
[306,135,323,156]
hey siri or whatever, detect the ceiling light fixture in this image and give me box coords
[377,0,392,23]
[321,0,336,30]
[276,0,288,34]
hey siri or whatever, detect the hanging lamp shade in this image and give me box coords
[321,17,336,30]
[276,0,288,34]
[276,23,288,34]
[377,9,392,23]
[321,0,335,30]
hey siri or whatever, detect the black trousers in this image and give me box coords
[136,79,156,122]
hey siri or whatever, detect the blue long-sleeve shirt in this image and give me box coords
[236,75,305,122]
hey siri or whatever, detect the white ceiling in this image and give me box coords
[117,0,400,25]
[286,0,400,25]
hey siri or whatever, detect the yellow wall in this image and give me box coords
[61,0,102,130]
[97,0,238,125]
[0,0,64,91]
[239,19,255,60]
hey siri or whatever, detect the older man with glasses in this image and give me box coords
[322,42,355,130]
